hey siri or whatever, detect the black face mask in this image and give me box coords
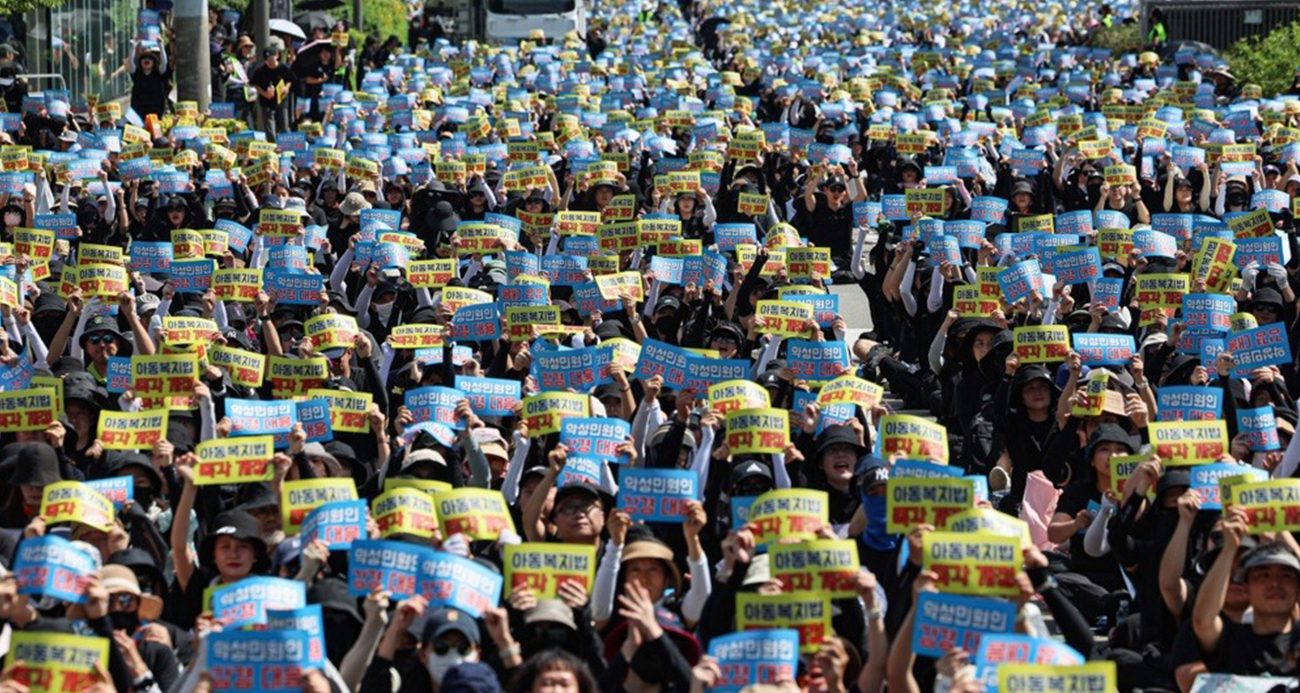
[135,487,155,509]
[525,624,573,656]
[109,611,140,632]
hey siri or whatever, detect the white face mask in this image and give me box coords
[3,213,19,226]
[374,300,395,323]
[425,649,477,684]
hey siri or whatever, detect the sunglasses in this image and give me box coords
[87,333,115,346]
[111,593,139,609]
[432,640,471,656]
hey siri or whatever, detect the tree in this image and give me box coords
[0,0,69,12]
[1227,21,1300,97]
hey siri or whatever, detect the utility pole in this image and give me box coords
[354,0,364,33]
[255,0,271,54]
[174,0,212,110]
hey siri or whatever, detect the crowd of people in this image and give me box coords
[0,0,1293,691]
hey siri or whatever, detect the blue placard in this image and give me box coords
[974,634,1085,693]
[649,255,684,284]
[1054,210,1093,236]
[1238,406,1281,452]
[0,356,32,393]
[119,156,153,182]
[558,455,603,487]
[210,576,306,628]
[454,376,521,416]
[1155,386,1223,422]
[708,629,801,693]
[268,245,309,270]
[532,346,612,392]
[1183,293,1234,333]
[264,270,324,306]
[892,459,965,479]
[417,550,503,618]
[1072,333,1135,366]
[1151,213,1194,241]
[227,398,298,436]
[207,630,320,693]
[634,338,690,390]
[1227,322,1292,373]
[1133,229,1177,258]
[86,476,134,509]
[265,605,327,671]
[715,223,758,251]
[561,417,632,464]
[784,339,850,382]
[683,354,750,392]
[946,220,986,249]
[215,219,254,254]
[449,303,501,342]
[106,356,133,394]
[997,259,1042,303]
[1052,247,1101,285]
[1235,236,1285,268]
[785,293,839,328]
[169,259,215,293]
[1190,463,1267,510]
[1090,277,1124,311]
[129,241,173,274]
[405,386,467,429]
[349,539,433,599]
[505,250,539,281]
[970,197,1007,224]
[498,283,548,312]
[913,592,1018,658]
[33,213,78,241]
[152,171,192,194]
[793,389,855,434]
[292,397,332,442]
[300,500,368,550]
[13,535,96,603]
[617,468,699,523]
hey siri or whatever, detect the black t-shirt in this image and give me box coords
[795,193,854,260]
[249,62,294,106]
[1055,479,1120,581]
[1172,617,1293,677]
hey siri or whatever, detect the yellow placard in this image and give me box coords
[1098,228,1134,261]
[1071,372,1109,418]
[1232,479,1300,533]
[209,345,266,388]
[507,305,561,342]
[747,489,829,544]
[388,324,445,350]
[383,478,453,495]
[1227,207,1274,239]
[785,247,831,280]
[521,391,590,436]
[454,222,507,254]
[922,531,1021,596]
[131,353,198,400]
[76,263,127,298]
[555,211,601,236]
[282,478,359,535]
[816,375,885,409]
[999,663,1116,693]
[504,543,597,599]
[954,285,1000,318]
[212,268,262,302]
[433,488,516,540]
[97,409,168,450]
[170,229,204,259]
[945,507,1031,545]
[708,379,771,415]
[13,227,54,262]
[163,316,220,345]
[372,487,439,538]
[769,540,860,598]
[1192,236,1237,293]
[304,313,359,351]
[878,414,948,463]
[1017,214,1054,233]
[408,258,457,288]
[0,387,57,432]
[308,388,373,433]
[39,481,114,532]
[737,192,769,216]
[314,147,345,171]
[267,355,329,397]
[344,157,379,179]
[755,300,813,337]
[601,337,641,374]
[1108,454,1147,499]
[905,188,946,217]
[1148,420,1227,465]
[724,407,790,454]
[258,208,304,236]
[594,271,642,301]
[1012,325,1070,363]
[736,592,832,654]
[886,477,974,533]
[5,631,109,693]
[193,435,275,485]
[1104,164,1135,186]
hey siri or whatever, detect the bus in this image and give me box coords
[484,0,586,43]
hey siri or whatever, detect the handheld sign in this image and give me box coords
[372,487,439,538]
[300,500,367,550]
[707,629,800,693]
[1013,325,1069,363]
[5,632,109,693]
[736,592,832,654]
[348,539,431,600]
[193,436,276,485]
[769,539,860,598]
[97,409,168,450]
[886,477,975,533]
[1072,333,1135,366]
[617,468,698,523]
[725,407,790,454]
[207,629,322,693]
[1148,420,1228,465]
[39,481,114,532]
[504,543,597,600]
[747,489,829,544]
[1233,480,1300,533]
[13,535,97,604]
[877,414,948,463]
[210,576,306,628]
[922,531,1021,596]
[281,478,359,535]
[433,488,515,540]
[912,592,1017,658]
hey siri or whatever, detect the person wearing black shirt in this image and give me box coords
[1193,519,1299,680]
[249,47,294,139]
[129,43,170,119]
[795,164,857,282]
[293,42,335,124]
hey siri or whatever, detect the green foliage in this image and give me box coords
[1226,21,1300,97]
[333,0,408,44]
[0,0,67,12]
[1089,23,1141,53]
